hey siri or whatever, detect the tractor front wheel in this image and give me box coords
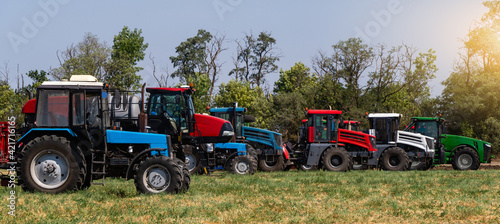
[322,147,352,172]
[183,146,202,175]
[258,155,285,172]
[134,156,182,194]
[18,135,85,193]
[452,147,480,170]
[229,155,257,175]
[173,158,191,193]
[380,147,410,171]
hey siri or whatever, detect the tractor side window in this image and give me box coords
[235,114,243,137]
[148,94,161,116]
[36,90,69,127]
[315,116,328,141]
[375,118,387,142]
[73,93,85,126]
[86,93,101,128]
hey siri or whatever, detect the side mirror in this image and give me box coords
[123,93,128,109]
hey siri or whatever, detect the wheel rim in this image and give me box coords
[185,154,197,172]
[263,160,277,168]
[144,165,171,193]
[235,161,249,174]
[330,155,343,168]
[457,154,473,169]
[301,165,313,170]
[30,149,69,189]
[388,154,401,167]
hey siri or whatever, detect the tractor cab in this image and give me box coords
[404,117,445,146]
[33,75,109,150]
[368,113,400,144]
[209,104,247,140]
[305,110,342,143]
[146,87,234,144]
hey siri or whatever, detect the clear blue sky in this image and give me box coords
[0,0,488,96]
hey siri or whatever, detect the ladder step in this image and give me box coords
[93,161,105,164]
[92,171,106,175]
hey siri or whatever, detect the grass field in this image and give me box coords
[1,169,499,223]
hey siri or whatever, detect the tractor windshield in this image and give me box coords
[406,121,439,139]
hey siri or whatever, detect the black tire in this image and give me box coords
[173,158,191,193]
[229,155,257,175]
[134,156,182,194]
[410,159,434,171]
[380,147,410,171]
[321,147,352,172]
[352,164,369,170]
[452,147,480,170]
[246,144,258,159]
[17,135,86,193]
[258,155,285,172]
[184,146,202,175]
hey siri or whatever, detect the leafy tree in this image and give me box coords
[440,0,500,154]
[185,72,211,113]
[52,33,110,81]
[170,29,226,104]
[106,26,149,90]
[170,29,212,82]
[230,32,280,87]
[24,70,49,95]
[274,62,316,93]
[214,80,262,109]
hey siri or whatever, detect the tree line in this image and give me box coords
[2,1,500,155]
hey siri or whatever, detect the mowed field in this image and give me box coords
[0,167,499,223]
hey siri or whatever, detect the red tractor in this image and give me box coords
[287,109,377,171]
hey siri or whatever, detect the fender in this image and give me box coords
[282,146,290,160]
[125,148,169,180]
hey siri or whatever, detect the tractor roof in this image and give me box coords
[368,113,401,118]
[39,75,104,89]
[307,109,342,115]
[343,120,360,124]
[210,107,246,113]
[411,117,444,121]
[146,87,194,93]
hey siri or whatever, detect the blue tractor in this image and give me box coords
[15,75,190,194]
[209,103,288,172]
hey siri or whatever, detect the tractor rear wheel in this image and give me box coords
[258,155,285,172]
[452,147,480,170]
[183,146,202,175]
[380,147,410,171]
[134,156,182,194]
[17,135,86,193]
[229,155,257,175]
[321,147,352,172]
[173,158,191,193]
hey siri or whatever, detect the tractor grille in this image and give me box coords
[484,143,492,162]
[398,132,424,146]
[426,138,435,150]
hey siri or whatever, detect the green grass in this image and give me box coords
[1,170,499,223]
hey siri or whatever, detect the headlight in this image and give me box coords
[222,130,234,136]
[205,143,214,152]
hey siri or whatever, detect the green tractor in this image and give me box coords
[404,117,493,170]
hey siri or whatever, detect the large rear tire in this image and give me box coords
[134,156,182,194]
[321,147,352,172]
[229,155,257,175]
[17,135,86,193]
[452,147,480,170]
[380,147,410,171]
[258,155,285,172]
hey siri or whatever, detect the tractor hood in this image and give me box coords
[191,113,234,143]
